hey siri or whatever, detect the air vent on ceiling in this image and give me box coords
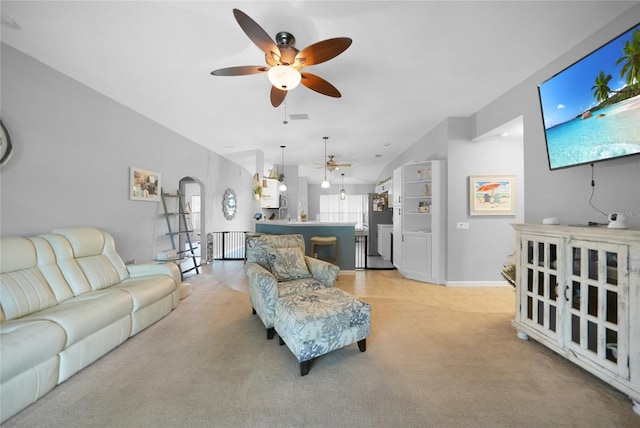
[288,113,309,120]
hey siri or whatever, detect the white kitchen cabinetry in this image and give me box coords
[392,167,402,269]
[377,224,393,261]
[375,178,392,194]
[400,160,445,283]
[260,178,279,209]
[512,223,640,415]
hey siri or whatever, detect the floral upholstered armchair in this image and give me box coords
[244,234,340,339]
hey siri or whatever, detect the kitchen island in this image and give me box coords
[254,221,356,270]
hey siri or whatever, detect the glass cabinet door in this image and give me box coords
[565,239,629,379]
[520,234,561,340]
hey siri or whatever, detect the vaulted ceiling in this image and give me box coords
[1,1,636,184]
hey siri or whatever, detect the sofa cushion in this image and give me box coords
[0,267,58,322]
[245,234,307,271]
[0,237,37,273]
[26,289,133,347]
[0,237,62,321]
[43,228,130,295]
[0,319,66,383]
[268,247,313,281]
[117,275,177,310]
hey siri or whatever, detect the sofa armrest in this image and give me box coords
[305,256,340,287]
[127,263,181,287]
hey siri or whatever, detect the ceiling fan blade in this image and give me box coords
[270,86,287,107]
[295,38,352,66]
[336,164,352,168]
[300,73,342,98]
[233,9,280,64]
[211,66,267,76]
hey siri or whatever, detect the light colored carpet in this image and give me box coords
[4,263,638,427]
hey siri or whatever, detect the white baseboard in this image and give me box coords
[445,280,511,288]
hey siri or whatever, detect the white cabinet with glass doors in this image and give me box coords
[512,223,640,415]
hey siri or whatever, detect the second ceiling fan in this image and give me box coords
[316,155,352,172]
[210,9,352,107]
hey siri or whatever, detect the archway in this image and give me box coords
[179,176,206,271]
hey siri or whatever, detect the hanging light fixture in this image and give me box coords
[268,65,302,91]
[279,145,287,192]
[282,100,288,125]
[321,137,331,189]
[340,173,346,200]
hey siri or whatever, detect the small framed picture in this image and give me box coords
[469,175,515,216]
[130,167,161,202]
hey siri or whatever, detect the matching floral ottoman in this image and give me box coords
[274,287,371,376]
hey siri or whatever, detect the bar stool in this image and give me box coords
[310,236,338,264]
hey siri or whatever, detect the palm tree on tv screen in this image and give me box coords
[616,28,640,87]
[592,70,613,103]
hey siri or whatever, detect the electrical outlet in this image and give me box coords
[456,222,470,230]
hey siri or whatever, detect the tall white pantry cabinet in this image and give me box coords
[512,223,640,414]
[395,160,445,284]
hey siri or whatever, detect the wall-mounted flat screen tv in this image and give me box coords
[538,23,640,170]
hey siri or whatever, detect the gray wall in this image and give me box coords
[446,117,524,283]
[1,44,254,263]
[472,6,640,228]
[376,6,640,284]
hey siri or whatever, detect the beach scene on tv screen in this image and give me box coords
[539,24,640,169]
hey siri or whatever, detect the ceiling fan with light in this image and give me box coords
[315,155,352,172]
[210,9,352,107]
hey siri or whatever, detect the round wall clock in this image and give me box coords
[0,119,14,167]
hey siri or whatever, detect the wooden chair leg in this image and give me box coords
[252,307,256,315]
[266,327,275,340]
[279,336,285,346]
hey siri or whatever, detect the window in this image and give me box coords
[189,195,201,233]
[319,194,368,229]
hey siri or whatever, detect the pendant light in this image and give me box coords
[279,145,287,192]
[321,136,331,189]
[340,173,346,200]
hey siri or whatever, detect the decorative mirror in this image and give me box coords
[222,188,237,220]
[1,119,14,167]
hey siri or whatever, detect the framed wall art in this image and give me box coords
[130,167,161,202]
[469,175,516,216]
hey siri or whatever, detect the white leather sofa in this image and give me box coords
[0,227,183,423]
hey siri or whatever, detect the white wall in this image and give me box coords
[1,44,254,263]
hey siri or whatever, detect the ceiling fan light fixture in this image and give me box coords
[268,65,301,91]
